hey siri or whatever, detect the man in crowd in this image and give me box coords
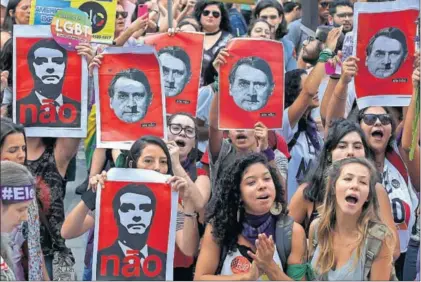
[283,1,302,25]
[366,27,408,78]
[158,46,192,97]
[16,38,81,128]
[229,56,275,112]
[108,68,153,123]
[97,184,166,281]
[329,0,354,33]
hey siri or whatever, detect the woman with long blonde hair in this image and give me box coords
[309,157,395,280]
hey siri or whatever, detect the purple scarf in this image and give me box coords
[241,213,276,246]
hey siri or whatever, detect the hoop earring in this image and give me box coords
[270,202,282,216]
[237,202,243,223]
[327,154,332,163]
[128,160,133,168]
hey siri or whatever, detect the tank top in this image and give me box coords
[311,245,365,281]
[382,148,418,253]
[220,244,283,280]
[27,145,73,258]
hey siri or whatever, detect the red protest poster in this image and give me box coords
[354,2,419,108]
[13,25,87,137]
[144,32,204,116]
[95,47,166,149]
[93,169,176,281]
[218,38,284,129]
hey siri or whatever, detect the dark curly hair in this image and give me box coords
[194,1,231,33]
[206,153,286,253]
[303,118,374,204]
[285,69,307,109]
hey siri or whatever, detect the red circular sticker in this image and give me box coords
[230,256,251,274]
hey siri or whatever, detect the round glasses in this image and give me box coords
[169,123,196,138]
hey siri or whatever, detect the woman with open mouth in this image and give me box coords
[309,157,396,281]
[194,153,311,281]
[325,55,419,280]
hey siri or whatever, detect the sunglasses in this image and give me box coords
[260,15,278,21]
[320,2,330,8]
[116,11,128,19]
[361,114,392,126]
[169,124,196,139]
[202,10,221,18]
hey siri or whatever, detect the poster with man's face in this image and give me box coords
[219,38,284,129]
[13,25,88,137]
[144,32,204,116]
[353,0,419,109]
[93,168,178,281]
[94,47,166,149]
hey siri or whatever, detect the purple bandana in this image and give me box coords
[241,212,276,246]
[1,185,35,202]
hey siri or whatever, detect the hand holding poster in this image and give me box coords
[93,168,177,281]
[353,0,419,109]
[219,38,284,129]
[94,46,166,149]
[144,32,205,116]
[13,25,88,138]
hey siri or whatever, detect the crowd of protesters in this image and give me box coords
[0,0,420,281]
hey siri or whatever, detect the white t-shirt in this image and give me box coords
[383,147,419,253]
[220,245,283,280]
[277,108,322,202]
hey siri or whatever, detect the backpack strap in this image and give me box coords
[363,224,387,281]
[308,219,320,264]
[288,129,302,152]
[215,245,229,275]
[386,150,409,186]
[275,214,294,271]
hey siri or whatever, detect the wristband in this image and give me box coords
[318,49,334,63]
[262,148,275,162]
[183,212,198,218]
[81,188,97,211]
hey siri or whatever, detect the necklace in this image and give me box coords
[205,29,221,36]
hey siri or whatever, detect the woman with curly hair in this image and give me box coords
[309,157,395,280]
[195,153,310,281]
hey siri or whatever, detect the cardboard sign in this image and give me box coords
[219,38,284,129]
[94,47,166,149]
[51,7,92,50]
[144,32,204,116]
[13,25,88,138]
[93,168,177,281]
[29,0,70,25]
[353,0,419,108]
[71,0,117,44]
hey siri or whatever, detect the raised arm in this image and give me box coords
[114,14,149,46]
[61,200,95,239]
[320,77,339,126]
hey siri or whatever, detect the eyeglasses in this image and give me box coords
[320,2,330,8]
[169,124,196,138]
[116,11,128,19]
[202,10,221,18]
[260,15,278,21]
[361,114,392,126]
[336,12,353,18]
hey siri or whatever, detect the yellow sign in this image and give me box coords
[71,0,117,44]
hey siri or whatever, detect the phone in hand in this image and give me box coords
[137,4,149,19]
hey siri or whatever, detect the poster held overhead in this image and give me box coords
[218,38,285,130]
[353,0,420,109]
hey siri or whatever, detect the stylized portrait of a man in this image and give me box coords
[97,184,166,281]
[158,46,192,97]
[229,57,275,112]
[365,27,408,79]
[16,38,81,127]
[108,69,153,123]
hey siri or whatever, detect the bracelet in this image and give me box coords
[318,49,334,63]
[334,93,347,100]
[183,212,198,218]
[330,75,340,80]
[262,148,275,162]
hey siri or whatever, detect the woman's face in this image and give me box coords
[331,131,366,162]
[258,7,281,30]
[200,4,222,32]
[250,21,271,39]
[1,201,31,233]
[168,115,196,161]
[240,163,276,216]
[13,0,30,25]
[136,143,169,174]
[299,73,319,108]
[1,133,26,165]
[335,163,370,216]
[115,4,126,35]
[359,107,392,155]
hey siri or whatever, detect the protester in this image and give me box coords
[226,3,247,37]
[309,157,395,280]
[2,0,29,33]
[0,161,35,281]
[283,1,301,25]
[329,0,354,33]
